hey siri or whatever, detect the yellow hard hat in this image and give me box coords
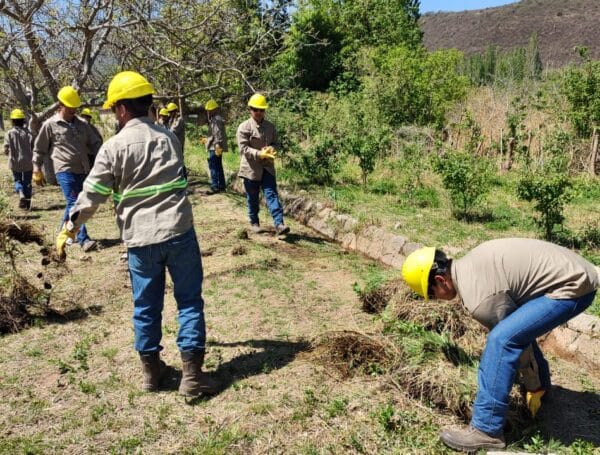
[166,102,178,112]
[57,86,82,108]
[81,107,93,117]
[205,99,218,111]
[10,108,26,120]
[103,71,155,110]
[401,247,436,301]
[248,93,268,110]
[159,108,169,116]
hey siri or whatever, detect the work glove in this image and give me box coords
[200,136,207,145]
[526,389,545,417]
[215,145,223,156]
[56,224,76,259]
[258,146,276,161]
[32,171,46,187]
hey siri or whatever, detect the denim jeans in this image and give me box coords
[243,172,284,227]
[56,171,89,244]
[127,228,206,354]
[471,290,596,436]
[13,171,32,199]
[207,150,226,190]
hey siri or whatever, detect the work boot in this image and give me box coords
[250,223,262,234]
[179,350,220,397]
[140,352,167,392]
[440,425,505,452]
[275,224,290,236]
[81,239,97,252]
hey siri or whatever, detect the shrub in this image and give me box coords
[517,129,573,240]
[289,136,342,185]
[433,150,493,218]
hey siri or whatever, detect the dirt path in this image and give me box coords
[0,168,599,454]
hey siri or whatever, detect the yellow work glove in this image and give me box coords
[526,390,545,417]
[215,145,223,156]
[56,225,76,259]
[32,171,46,187]
[200,136,207,145]
[258,146,276,160]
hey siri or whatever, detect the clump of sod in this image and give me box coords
[308,330,402,378]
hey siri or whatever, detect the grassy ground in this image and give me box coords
[0,146,599,454]
[205,140,600,317]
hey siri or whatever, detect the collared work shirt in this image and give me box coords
[32,114,101,174]
[206,114,228,152]
[169,115,185,150]
[451,237,599,390]
[3,126,33,172]
[70,117,193,248]
[236,117,278,181]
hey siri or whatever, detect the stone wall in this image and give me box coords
[230,175,600,369]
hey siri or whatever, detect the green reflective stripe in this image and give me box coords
[112,178,187,203]
[84,179,112,196]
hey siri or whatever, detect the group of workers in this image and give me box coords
[3,70,599,453]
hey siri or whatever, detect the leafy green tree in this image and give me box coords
[561,47,600,138]
[516,129,573,240]
[433,150,493,217]
[360,46,468,127]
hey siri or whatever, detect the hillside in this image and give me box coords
[420,0,600,67]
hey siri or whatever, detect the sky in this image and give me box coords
[420,0,519,13]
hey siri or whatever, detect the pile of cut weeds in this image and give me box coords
[308,285,530,426]
[0,220,66,333]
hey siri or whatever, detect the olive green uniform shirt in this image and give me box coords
[236,117,277,181]
[451,237,599,390]
[32,114,101,174]
[3,126,33,172]
[69,117,192,248]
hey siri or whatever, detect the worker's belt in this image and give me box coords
[84,178,188,203]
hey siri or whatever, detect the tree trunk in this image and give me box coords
[590,127,599,176]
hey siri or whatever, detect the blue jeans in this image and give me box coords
[471,290,596,436]
[207,150,226,190]
[13,171,32,199]
[127,228,206,354]
[243,172,284,227]
[56,171,89,244]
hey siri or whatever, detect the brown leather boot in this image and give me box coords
[440,425,505,452]
[179,350,220,397]
[140,352,166,392]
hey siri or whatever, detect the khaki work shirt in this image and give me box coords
[3,126,33,172]
[32,114,101,175]
[206,114,228,152]
[236,117,277,181]
[169,115,185,150]
[451,237,599,390]
[70,117,193,248]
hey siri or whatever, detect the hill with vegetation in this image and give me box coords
[420,0,600,67]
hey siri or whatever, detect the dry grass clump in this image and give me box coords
[390,296,484,343]
[308,330,401,378]
[0,220,45,245]
[0,219,66,333]
[394,363,475,421]
[359,280,409,314]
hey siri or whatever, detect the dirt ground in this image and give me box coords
[0,163,599,454]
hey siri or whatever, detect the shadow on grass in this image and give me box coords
[280,232,328,247]
[506,385,600,448]
[11,213,41,221]
[37,305,104,326]
[168,339,311,402]
[31,203,65,212]
[96,238,122,248]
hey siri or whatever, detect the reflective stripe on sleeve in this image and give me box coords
[112,178,188,203]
